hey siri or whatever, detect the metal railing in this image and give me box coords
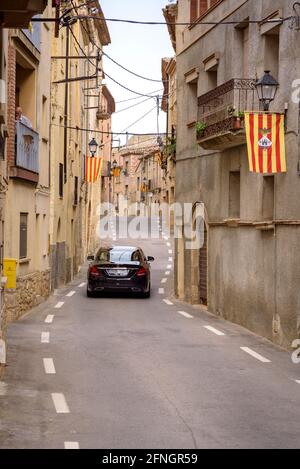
[197,78,257,134]
[15,121,39,173]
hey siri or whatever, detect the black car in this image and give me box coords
[87,245,154,298]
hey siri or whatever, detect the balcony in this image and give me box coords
[0,1,47,28]
[96,106,111,121]
[11,121,39,183]
[197,78,257,151]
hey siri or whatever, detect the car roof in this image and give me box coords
[98,245,139,251]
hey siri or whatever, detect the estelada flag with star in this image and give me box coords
[86,157,103,183]
[244,112,286,174]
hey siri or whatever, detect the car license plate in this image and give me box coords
[107,269,128,277]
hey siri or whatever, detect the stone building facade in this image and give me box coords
[0,0,49,371]
[4,1,53,322]
[112,137,166,216]
[50,0,112,287]
[175,0,300,349]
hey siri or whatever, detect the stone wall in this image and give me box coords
[50,242,66,291]
[4,270,50,325]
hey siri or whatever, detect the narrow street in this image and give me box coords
[1,217,300,450]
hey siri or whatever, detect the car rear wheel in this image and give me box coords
[87,288,95,298]
[141,285,151,299]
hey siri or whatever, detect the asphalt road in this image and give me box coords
[1,216,300,449]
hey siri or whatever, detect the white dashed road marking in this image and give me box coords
[78,283,86,288]
[178,311,194,319]
[165,271,171,276]
[240,347,271,363]
[66,291,76,297]
[167,264,172,270]
[161,278,167,284]
[158,288,165,294]
[166,242,171,247]
[43,358,56,375]
[45,315,54,324]
[64,442,79,449]
[168,250,173,255]
[55,302,64,309]
[168,257,173,262]
[41,332,50,344]
[52,393,70,414]
[163,299,174,306]
[204,326,225,336]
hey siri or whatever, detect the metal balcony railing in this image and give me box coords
[197,78,257,139]
[15,121,39,174]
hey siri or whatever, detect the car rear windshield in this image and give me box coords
[96,249,140,264]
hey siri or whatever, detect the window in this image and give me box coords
[59,163,64,198]
[229,171,240,218]
[20,213,28,259]
[262,176,274,221]
[203,54,219,93]
[264,27,280,80]
[190,0,220,23]
[74,176,78,206]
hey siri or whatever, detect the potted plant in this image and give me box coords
[196,121,207,138]
[233,111,245,130]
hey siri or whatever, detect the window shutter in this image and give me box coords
[190,0,198,22]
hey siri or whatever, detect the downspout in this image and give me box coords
[63,25,70,184]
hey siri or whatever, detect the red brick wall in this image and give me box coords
[7,40,16,170]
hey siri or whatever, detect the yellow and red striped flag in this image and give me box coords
[86,157,103,183]
[244,112,286,174]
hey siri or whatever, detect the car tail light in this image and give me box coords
[136,266,147,277]
[89,266,101,276]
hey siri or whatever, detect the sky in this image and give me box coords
[100,0,174,146]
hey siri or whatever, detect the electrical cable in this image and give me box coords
[115,92,163,104]
[50,122,166,136]
[68,24,164,99]
[69,1,167,86]
[117,105,158,135]
[102,50,165,83]
[115,96,154,114]
[31,16,293,27]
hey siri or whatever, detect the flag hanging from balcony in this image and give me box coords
[86,157,103,183]
[244,112,286,174]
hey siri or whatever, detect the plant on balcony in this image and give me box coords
[196,121,207,138]
[162,137,176,169]
[232,111,245,130]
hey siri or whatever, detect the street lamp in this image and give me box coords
[88,137,98,157]
[255,71,279,112]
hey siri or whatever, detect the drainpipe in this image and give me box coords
[63,25,70,184]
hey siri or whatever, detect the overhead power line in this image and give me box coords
[51,122,166,136]
[118,105,158,135]
[102,50,164,83]
[67,24,163,99]
[115,91,163,104]
[32,16,292,27]
[115,96,154,114]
